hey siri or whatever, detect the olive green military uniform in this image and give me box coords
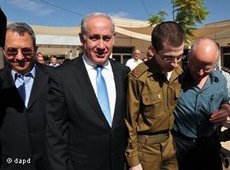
[125,59,182,170]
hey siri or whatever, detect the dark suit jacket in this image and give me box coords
[0,63,52,170]
[0,8,6,48]
[47,56,130,170]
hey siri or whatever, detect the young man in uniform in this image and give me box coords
[125,21,185,170]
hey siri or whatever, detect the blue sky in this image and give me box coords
[0,0,230,28]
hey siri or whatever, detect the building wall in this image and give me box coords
[37,32,152,63]
[34,19,230,66]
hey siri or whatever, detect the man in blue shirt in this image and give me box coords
[0,22,52,170]
[173,38,230,170]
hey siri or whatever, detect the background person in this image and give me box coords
[36,52,45,64]
[0,22,52,170]
[216,42,230,169]
[143,45,154,62]
[49,55,59,67]
[47,12,130,170]
[172,38,230,170]
[125,49,143,70]
[125,21,185,170]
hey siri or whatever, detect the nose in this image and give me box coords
[15,49,25,60]
[170,58,179,68]
[97,39,106,49]
[197,69,205,76]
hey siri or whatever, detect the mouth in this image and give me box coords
[17,61,26,67]
[96,50,106,58]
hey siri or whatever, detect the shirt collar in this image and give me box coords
[82,53,112,71]
[182,68,219,87]
[11,64,36,80]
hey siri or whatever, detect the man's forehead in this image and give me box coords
[160,43,184,55]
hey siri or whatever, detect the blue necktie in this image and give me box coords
[96,66,112,126]
[15,74,26,102]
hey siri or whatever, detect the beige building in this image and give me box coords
[193,20,230,70]
[33,17,153,64]
[32,17,230,67]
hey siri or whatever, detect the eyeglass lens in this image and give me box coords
[162,55,182,62]
[6,48,33,56]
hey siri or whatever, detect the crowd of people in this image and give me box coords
[35,53,61,67]
[0,8,230,170]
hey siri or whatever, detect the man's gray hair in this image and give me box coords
[80,12,115,35]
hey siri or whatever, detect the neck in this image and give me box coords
[196,76,208,89]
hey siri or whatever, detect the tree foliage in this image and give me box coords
[174,0,208,43]
[148,0,208,45]
[148,11,167,27]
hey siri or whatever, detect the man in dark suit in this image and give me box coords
[0,22,51,170]
[47,12,130,170]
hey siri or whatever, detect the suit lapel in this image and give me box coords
[110,61,123,127]
[1,66,15,88]
[27,65,49,109]
[0,66,25,109]
[74,57,108,124]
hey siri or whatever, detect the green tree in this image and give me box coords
[173,0,208,44]
[148,11,167,27]
[148,0,208,45]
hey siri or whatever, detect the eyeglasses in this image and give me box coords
[192,65,214,74]
[6,47,33,57]
[158,53,182,63]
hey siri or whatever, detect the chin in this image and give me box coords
[96,57,108,64]
[166,67,174,72]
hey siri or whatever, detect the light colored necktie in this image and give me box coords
[15,74,25,102]
[96,66,112,126]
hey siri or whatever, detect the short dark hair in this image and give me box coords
[151,21,185,52]
[50,55,57,59]
[6,22,36,48]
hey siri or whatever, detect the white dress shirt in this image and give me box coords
[125,58,143,70]
[12,66,35,107]
[82,54,116,120]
